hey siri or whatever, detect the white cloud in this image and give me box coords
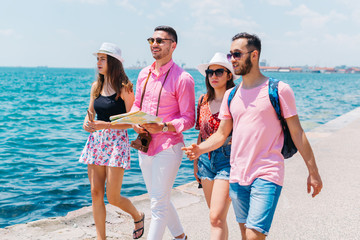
[287,4,346,29]
[263,0,291,6]
[278,4,357,66]
[352,9,360,24]
[333,0,360,25]
[173,0,259,66]
[287,4,316,17]
[324,33,360,45]
[61,0,107,4]
[284,31,300,37]
[287,4,326,29]
[272,31,360,66]
[146,14,156,20]
[82,0,106,3]
[0,29,22,40]
[316,33,360,65]
[56,29,73,36]
[0,29,15,37]
[161,0,181,9]
[187,0,256,32]
[116,0,137,12]
[335,0,360,7]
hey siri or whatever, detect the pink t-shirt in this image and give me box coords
[219,79,297,186]
[131,60,195,156]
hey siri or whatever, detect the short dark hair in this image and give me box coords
[154,25,178,43]
[232,32,261,56]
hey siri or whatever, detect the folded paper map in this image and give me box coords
[110,111,163,125]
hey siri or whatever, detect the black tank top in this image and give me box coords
[94,93,126,122]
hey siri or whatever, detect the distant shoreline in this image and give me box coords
[1,66,359,74]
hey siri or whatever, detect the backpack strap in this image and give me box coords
[196,94,205,141]
[227,84,240,111]
[196,94,206,120]
[224,84,240,141]
[268,78,281,120]
[199,94,205,105]
[268,78,298,159]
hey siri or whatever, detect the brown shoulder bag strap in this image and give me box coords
[139,68,171,116]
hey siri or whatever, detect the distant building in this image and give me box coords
[128,60,148,69]
[289,67,303,72]
[319,67,336,73]
[260,66,302,73]
[260,66,279,72]
[260,59,267,67]
[278,67,290,73]
[308,67,335,73]
[259,65,360,74]
[347,67,360,74]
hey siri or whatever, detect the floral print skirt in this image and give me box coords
[79,129,131,169]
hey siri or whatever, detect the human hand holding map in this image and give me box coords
[110,111,163,125]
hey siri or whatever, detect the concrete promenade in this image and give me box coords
[1,107,360,240]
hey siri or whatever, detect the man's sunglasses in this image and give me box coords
[205,68,230,77]
[147,37,174,45]
[227,50,254,61]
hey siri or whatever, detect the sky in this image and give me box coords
[1,0,360,68]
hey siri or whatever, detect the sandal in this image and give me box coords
[173,235,187,240]
[133,213,145,239]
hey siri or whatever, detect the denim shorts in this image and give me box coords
[197,144,231,181]
[229,178,282,236]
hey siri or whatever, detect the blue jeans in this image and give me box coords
[229,178,282,235]
[197,144,231,181]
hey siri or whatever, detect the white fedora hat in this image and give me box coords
[93,42,124,63]
[197,52,239,80]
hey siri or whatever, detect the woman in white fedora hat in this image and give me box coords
[79,42,145,239]
[194,52,239,240]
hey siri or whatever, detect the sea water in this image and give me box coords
[0,67,359,228]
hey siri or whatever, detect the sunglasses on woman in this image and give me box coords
[147,37,174,45]
[205,68,230,77]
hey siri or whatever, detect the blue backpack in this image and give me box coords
[227,78,297,159]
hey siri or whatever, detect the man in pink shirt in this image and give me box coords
[131,26,195,240]
[183,33,322,240]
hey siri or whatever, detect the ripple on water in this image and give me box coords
[0,68,359,228]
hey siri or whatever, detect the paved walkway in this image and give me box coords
[2,108,360,240]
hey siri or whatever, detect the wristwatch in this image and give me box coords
[162,122,168,132]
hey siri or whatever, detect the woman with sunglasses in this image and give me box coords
[79,42,144,240]
[195,52,239,240]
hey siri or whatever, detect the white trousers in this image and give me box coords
[139,143,184,240]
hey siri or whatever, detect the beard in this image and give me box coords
[234,55,252,75]
[152,45,171,60]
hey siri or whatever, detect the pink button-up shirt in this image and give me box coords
[131,60,195,156]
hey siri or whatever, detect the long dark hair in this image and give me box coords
[203,67,235,103]
[93,55,133,100]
